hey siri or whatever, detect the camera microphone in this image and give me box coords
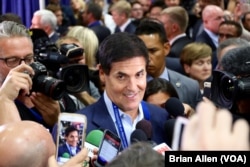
[164,97,185,118]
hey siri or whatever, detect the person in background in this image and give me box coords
[130,0,144,27]
[46,4,69,36]
[180,42,212,94]
[0,13,22,24]
[30,9,60,43]
[143,78,179,108]
[110,0,136,33]
[218,20,242,43]
[242,11,250,32]
[148,0,166,20]
[164,0,181,7]
[70,0,86,25]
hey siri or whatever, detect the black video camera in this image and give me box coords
[211,70,250,110]
[30,30,89,99]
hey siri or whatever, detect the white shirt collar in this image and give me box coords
[204,28,219,48]
[119,19,131,32]
[169,33,186,46]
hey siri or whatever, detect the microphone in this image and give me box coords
[85,129,104,158]
[62,152,70,158]
[135,119,153,140]
[164,97,185,118]
[130,129,148,144]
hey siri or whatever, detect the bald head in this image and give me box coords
[0,121,55,167]
[202,5,224,34]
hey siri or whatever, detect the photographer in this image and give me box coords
[0,21,60,128]
[213,45,250,124]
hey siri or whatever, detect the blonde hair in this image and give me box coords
[66,26,98,68]
[110,0,132,18]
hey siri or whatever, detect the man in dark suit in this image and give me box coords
[195,5,224,69]
[110,0,136,34]
[135,19,202,109]
[58,126,81,159]
[81,2,111,44]
[78,33,169,149]
[160,6,193,58]
[30,9,60,43]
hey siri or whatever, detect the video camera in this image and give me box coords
[211,70,250,110]
[30,29,90,100]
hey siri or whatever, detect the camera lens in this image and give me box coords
[34,75,66,100]
[220,75,234,101]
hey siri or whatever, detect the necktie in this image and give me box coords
[115,26,121,33]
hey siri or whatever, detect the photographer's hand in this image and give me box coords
[181,98,250,150]
[30,92,60,127]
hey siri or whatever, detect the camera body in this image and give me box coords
[211,70,250,110]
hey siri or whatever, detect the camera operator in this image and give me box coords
[56,36,100,109]
[214,45,250,124]
[0,21,60,128]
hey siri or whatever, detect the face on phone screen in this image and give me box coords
[97,130,121,165]
[56,120,85,165]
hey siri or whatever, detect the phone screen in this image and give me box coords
[56,113,86,165]
[97,130,121,165]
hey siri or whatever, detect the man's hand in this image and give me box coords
[181,98,250,150]
[30,92,60,127]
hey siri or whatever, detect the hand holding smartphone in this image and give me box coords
[94,129,121,167]
[56,113,87,165]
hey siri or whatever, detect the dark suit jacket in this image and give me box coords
[166,57,185,75]
[77,96,169,145]
[50,32,60,43]
[124,22,136,34]
[168,36,193,58]
[88,21,111,44]
[168,69,202,108]
[58,143,81,158]
[196,30,218,69]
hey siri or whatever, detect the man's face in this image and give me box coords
[184,57,212,82]
[55,10,63,26]
[30,15,42,29]
[198,0,222,11]
[146,91,170,108]
[159,14,173,40]
[164,0,180,7]
[100,57,147,113]
[131,3,144,20]
[0,37,33,84]
[149,7,163,19]
[204,8,224,34]
[218,24,238,43]
[138,33,170,78]
[111,10,125,26]
[65,131,79,147]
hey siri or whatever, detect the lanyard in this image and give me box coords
[112,101,150,149]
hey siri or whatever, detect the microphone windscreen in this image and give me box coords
[62,152,70,158]
[130,129,147,144]
[165,97,184,118]
[164,119,176,146]
[86,130,104,147]
[135,119,152,140]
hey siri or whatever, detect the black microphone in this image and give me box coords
[164,119,176,147]
[164,97,185,118]
[135,119,152,140]
[130,129,148,144]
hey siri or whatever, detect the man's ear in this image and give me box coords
[163,42,171,57]
[99,66,105,84]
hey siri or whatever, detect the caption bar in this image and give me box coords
[165,151,250,167]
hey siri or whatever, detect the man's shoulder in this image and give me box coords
[168,69,198,84]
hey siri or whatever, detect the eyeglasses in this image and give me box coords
[0,55,34,67]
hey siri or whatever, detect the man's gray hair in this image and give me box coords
[33,9,57,30]
[0,21,30,39]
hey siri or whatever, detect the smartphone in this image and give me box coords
[94,129,121,167]
[56,113,87,165]
[171,117,189,151]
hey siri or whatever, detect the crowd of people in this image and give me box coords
[0,0,250,166]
